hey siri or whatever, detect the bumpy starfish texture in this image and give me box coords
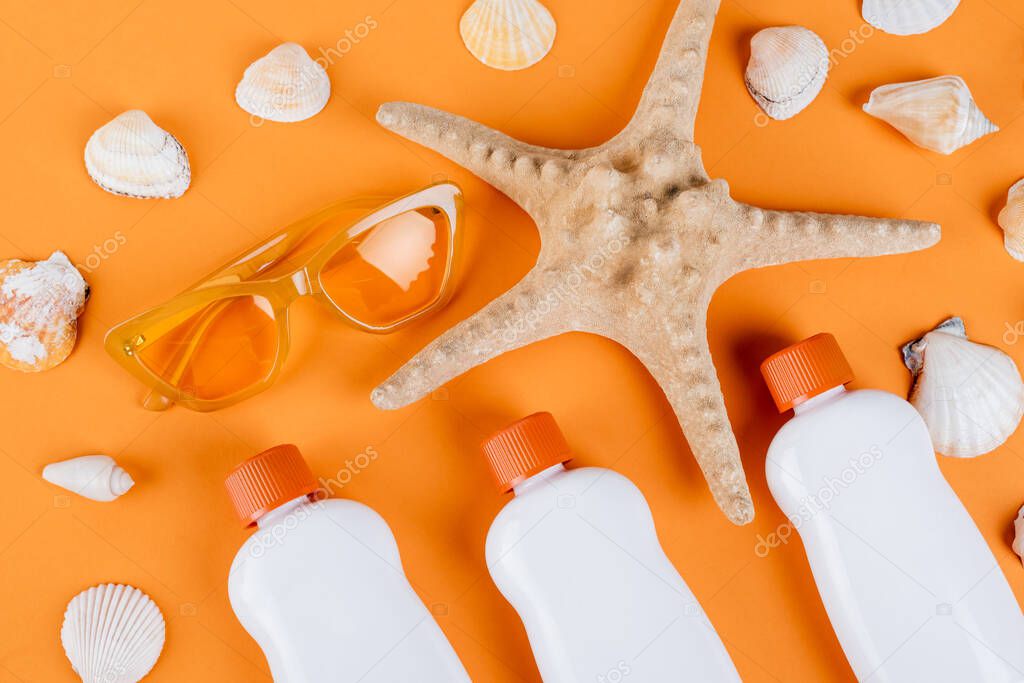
[372,0,940,524]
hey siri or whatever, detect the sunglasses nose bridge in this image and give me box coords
[288,269,314,298]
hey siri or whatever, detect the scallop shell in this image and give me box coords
[745,26,829,121]
[863,75,998,155]
[0,251,88,372]
[902,317,1024,457]
[84,110,190,199]
[42,455,134,502]
[235,43,331,123]
[863,0,960,35]
[61,584,165,683]
[997,178,1024,262]
[1013,505,1024,567]
[460,0,556,71]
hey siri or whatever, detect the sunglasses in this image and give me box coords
[105,182,463,411]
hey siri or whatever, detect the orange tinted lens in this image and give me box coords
[320,206,450,327]
[136,295,279,402]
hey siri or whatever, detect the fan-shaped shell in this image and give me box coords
[235,43,331,123]
[745,26,829,121]
[84,111,190,199]
[0,251,88,372]
[903,317,1024,457]
[863,0,960,35]
[998,178,1024,262]
[460,0,556,71]
[61,584,165,683]
[863,75,998,155]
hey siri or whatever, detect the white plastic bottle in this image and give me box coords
[761,333,1024,682]
[225,445,470,683]
[480,412,741,682]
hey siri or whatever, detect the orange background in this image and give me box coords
[1,0,1023,680]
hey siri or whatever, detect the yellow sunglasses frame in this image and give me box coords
[104,182,464,412]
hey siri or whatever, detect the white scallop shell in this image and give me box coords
[460,0,556,71]
[745,26,829,121]
[42,455,134,502]
[863,0,960,35]
[902,317,1024,457]
[61,584,165,683]
[1013,505,1024,567]
[235,43,331,123]
[863,75,998,155]
[997,178,1024,262]
[84,111,190,199]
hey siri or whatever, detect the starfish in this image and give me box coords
[371,0,940,524]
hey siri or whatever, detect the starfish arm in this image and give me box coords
[733,204,941,271]
[626,0,721,142]
[372,273,565,410]
[377,102,567,213]
[636,337,754,525]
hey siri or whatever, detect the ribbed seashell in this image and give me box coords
[460,0,556,71]
[863,0,960,35]
[863,76,998,155]
[1013,505,1024,567]
[997,178,1024,262]
[745,26,829,121]
[61,584,165,683]
[42,455,135,502]
[0,251,88,373]
[902,317,1024,457]
[84,111,190,199]
[235,43,331,123]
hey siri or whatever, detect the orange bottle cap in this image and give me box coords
[225,444,319,527]
[482,412,572,492]
[761,333,854,413]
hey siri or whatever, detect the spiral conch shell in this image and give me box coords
[745,26,829,121]
[0,251,88,372]
[997,178,1024,262]
[235,43,331,123]
[862,0,960,35]
[863,76,998,155]
[902,317,1024,457]
[460,0,556,71]
[42,455,135,502]
[84,110,190,199]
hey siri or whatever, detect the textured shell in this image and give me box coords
[42,455,135,502]
[460,0,556,71]
[84,111,190,199]
[998,178,1024,262]
[235,43,330,123]
[903,318,1024,457]
[61,584,165,683]
[863,0,960,35]
[863,76,998,155]
[745,26,829,121]
[0,251,88,373]
[1013,505,1024,567]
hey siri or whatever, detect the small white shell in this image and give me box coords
[863,75,998,155]
[997,178,1024,262]
[84,111,190,199]
[460,0,556,71]
[745,26,829,121]
[863,0,960,35]
[1013,505,1024,567]
[61,584,165,683]
[235,43,331,123]
[903,317,1024,457]
[42,455,134,502]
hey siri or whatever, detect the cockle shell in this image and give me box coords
[0,251,88,372]
[84,110,190,199]
[42,455,134,502]
[863,0,960,35]
[460,0,556,71]
[863,76,998,155]
[1013,505,1024,567]
[235,43,331,123]
[745,26,829,121]
[902,317,1024,457]
[61,584,165,683]
[997,178,1024,262]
